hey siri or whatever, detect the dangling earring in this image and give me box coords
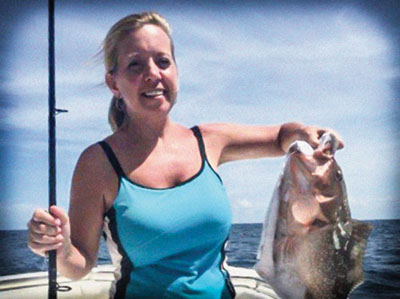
[116,98,125,111]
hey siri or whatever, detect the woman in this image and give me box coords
[27,12,343,299]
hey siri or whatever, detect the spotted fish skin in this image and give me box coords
[255,134,372,299]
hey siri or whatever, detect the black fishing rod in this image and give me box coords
[48,0,57,297]
[48,0,68,297]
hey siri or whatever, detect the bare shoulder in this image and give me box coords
[75,142,109,176]
[196,123,235,167]
[197,122,232,133]
[198,123,231,146]
[71,141,118,210]
[197,123,233,142]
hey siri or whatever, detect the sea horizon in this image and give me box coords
[2,217,398,232]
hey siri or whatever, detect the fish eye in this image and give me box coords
[335,170,343,181]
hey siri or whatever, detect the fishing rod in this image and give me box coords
[48,0,67,298]
[48,0,57,297]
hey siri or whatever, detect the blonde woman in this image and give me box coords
[27,12,343,298]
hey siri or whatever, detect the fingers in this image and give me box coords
[27,227,64,257]
[28,220,61,236]
[280,123,345,155]
[50,205,70,226]
[28,239,63,257]
[335,134,344,150]
[296,126,344,153]
[316,128,344,150]
[27,207,68,257]
[28,209,60,235]
[28,230,64,255]
[30,230,64,244]
[32,208,60,227]
[306,129,321,149]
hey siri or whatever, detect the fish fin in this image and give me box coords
[291,196,320,226]
[255,175,283,281]
[351,219,373,241]
[346,220,373,294]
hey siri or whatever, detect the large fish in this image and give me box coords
[255,133,372,299]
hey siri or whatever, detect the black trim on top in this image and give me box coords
[98,141,125,185]
[220,236,236,298]
[105,207,134,299]
[190,126,224,184]
[98,128,224,191]
[190,126,206,159]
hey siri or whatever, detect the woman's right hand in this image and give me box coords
[27,206,71,258]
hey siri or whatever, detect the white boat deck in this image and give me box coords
[0,265,279,298]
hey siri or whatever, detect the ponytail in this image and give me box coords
[108,96,126,132]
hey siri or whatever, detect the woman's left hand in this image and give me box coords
[278,122,344,153]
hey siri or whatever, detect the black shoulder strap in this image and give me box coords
[98,141,125,178]
[191,126,206,160]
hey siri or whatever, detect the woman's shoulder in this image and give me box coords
[70,140,118,218]
[74,138,115,179]
[78,130,119,161]
[197,122,236,141]
[195,123,234,165]
[78,142,107,164]
[72,140,118,198]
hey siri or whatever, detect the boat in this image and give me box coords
[0,265,279,298]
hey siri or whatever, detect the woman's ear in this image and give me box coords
[106,72,120,97]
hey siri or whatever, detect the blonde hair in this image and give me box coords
[103,12,174,132]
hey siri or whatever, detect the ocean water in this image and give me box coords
[1,220,399,298]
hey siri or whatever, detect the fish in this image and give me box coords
[254,133,372,299]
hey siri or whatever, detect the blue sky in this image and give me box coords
[0,1,399,229]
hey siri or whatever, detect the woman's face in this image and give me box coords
[107,24,178,120]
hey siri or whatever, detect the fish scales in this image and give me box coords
[255,134,372,299]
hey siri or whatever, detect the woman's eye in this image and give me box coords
[128,61,141,71]
[158,57,171,68]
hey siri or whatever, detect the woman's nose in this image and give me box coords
[144,59,161,82]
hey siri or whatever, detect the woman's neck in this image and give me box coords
[120,114,176,144]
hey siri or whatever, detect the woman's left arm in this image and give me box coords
[199,122,344,165]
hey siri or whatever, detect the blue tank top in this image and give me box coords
[99,126,235,299]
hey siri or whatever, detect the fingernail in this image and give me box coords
[55,219,61,226]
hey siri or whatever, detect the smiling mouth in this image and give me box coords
[141,89,166,98]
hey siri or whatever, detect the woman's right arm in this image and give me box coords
[27,144,116,280]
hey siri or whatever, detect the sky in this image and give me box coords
[0,0,399,230]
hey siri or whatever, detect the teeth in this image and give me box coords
[143,90,164,97]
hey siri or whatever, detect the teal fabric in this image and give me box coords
[101,127,234,298]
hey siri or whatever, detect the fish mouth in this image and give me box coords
[288,141,317,181]
[288,140,314,156]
